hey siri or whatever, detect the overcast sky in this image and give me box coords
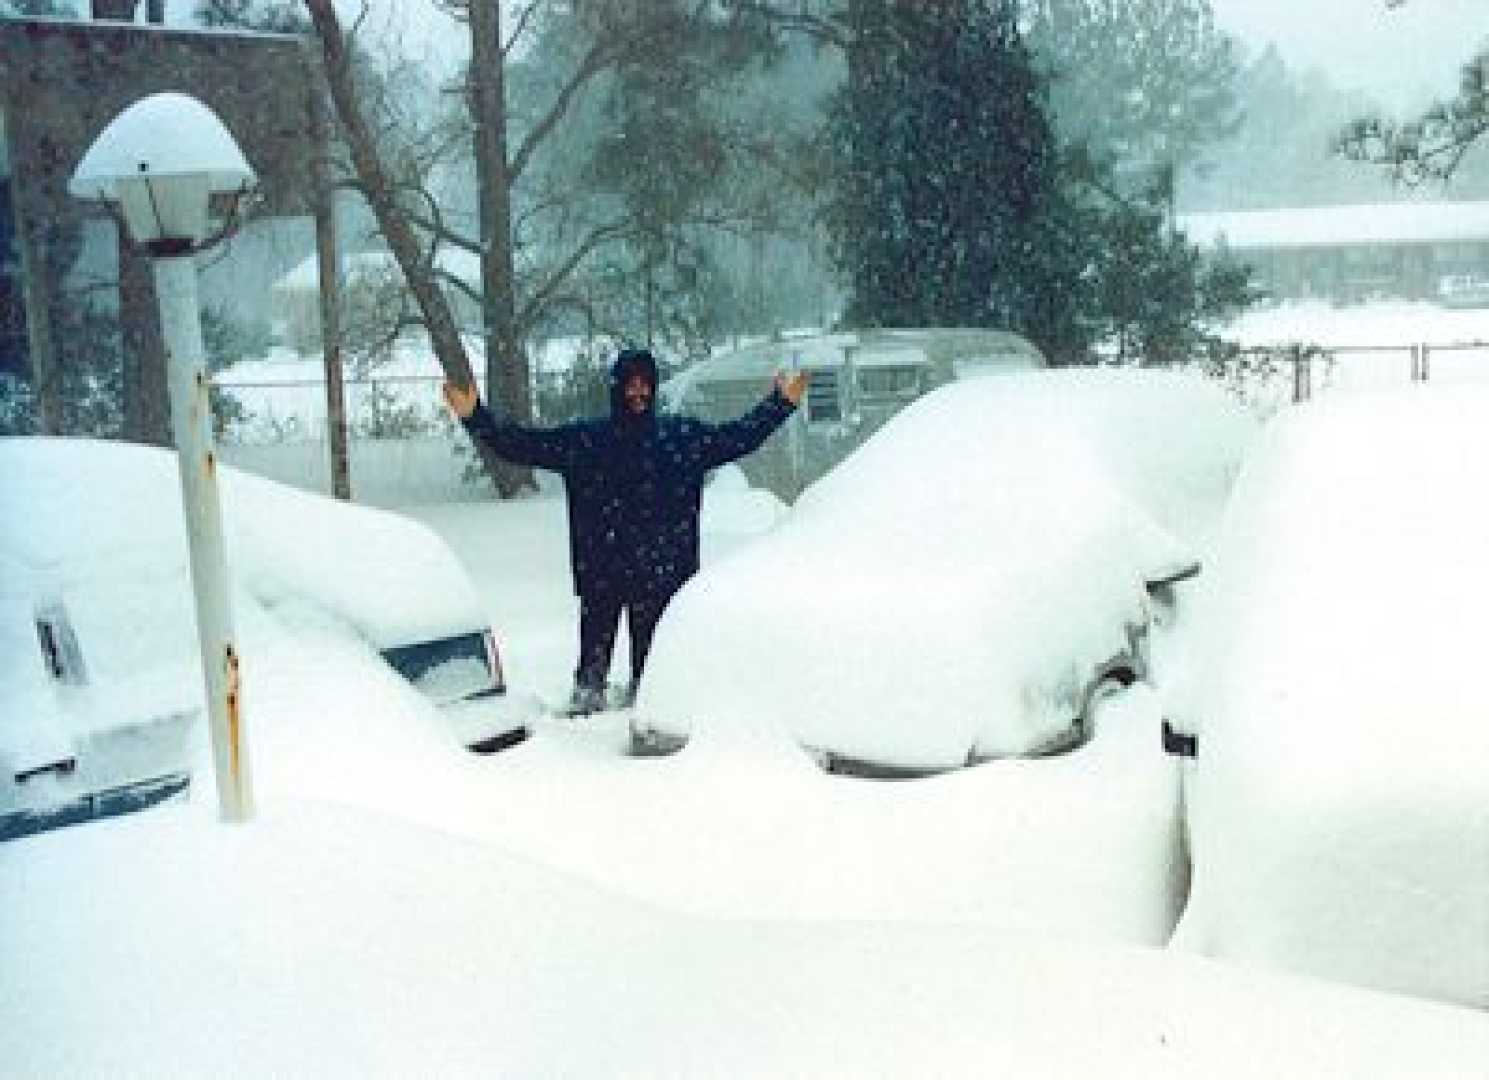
[373,1,1486,114]
[157,0,1483,114]
[1209,0,1485,111]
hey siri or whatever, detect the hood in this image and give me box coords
[610,348,659,420]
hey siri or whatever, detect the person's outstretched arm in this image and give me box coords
[443,380,575,472]
[691,370,807,470]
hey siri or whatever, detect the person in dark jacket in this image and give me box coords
[444,348,804,714]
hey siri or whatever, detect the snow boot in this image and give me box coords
[563,685,607,717]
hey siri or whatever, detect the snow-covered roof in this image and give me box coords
[852,346,923,369]
[1178,200,1489,251]
[679,328,1042,387]
[274,247,483,291]
[688,333,860,382]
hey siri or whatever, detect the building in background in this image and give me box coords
[0,10,325,443]
[1179,201,1489,306]
[271,248,485,357]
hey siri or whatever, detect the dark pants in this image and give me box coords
[575,591,674,692]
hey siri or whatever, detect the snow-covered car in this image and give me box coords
[1,437,525,842]
[631,368,1259,776]
[1436,271,1489,309]
[1165,386,1489,1009]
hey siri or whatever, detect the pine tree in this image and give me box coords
[823,1,1096,358]
[820,0,1253,364]
[1023,0,1242,191]
[1337,47,1489,185]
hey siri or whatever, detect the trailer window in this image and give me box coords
[806,369,840,422]
[858,366,920,396]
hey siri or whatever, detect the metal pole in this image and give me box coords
[787,385,805,498]
[1292,347,1311,404]
[153,253,254,823]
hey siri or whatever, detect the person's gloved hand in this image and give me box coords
[442,380,479,419]
[775,370,808,406]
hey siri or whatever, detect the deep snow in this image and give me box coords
[637,369,1255,768]
[1168,384,1489,1008]
[4,306,1488,1075]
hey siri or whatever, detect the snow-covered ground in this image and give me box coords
[1222,299,1489,351]
[1218,299,1489,405]
[5,306,1488,1075]
[4,460,1485,1072]
[7,790,1481,1079]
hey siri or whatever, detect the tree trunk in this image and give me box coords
[118,232,171,446]
[12,184,62,435]
[309,87,351,501]
[303,1,510,495]
[469,0,535,496]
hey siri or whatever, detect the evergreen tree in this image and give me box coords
[824,2,1069,334]
[1023,0,1241,193]
[1185,46,1419,210]
[0,304,124,438]
[578,5,770,350]
[1338,46,1489,186]
[820,0,1252,364]
[1088,178,1252,364]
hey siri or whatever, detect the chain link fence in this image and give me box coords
[210,372,485,508]
[212,339,1489,506]
[1193,339,1489,419]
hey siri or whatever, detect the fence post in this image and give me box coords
[1292,346,1311,403]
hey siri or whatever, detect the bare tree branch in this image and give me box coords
[516,217,643,329]
[507,36,619,184]
[722,0,853,51]
[304,0,474,376]
[503,0,542,58]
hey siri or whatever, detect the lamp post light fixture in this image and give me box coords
[69,92,257,822]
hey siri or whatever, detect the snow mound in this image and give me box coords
[641,368,1257,768]
[1170,385,1489,1008]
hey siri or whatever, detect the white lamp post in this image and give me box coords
[69,92,256,822]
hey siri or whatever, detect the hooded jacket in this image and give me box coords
[462,349,796,599]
